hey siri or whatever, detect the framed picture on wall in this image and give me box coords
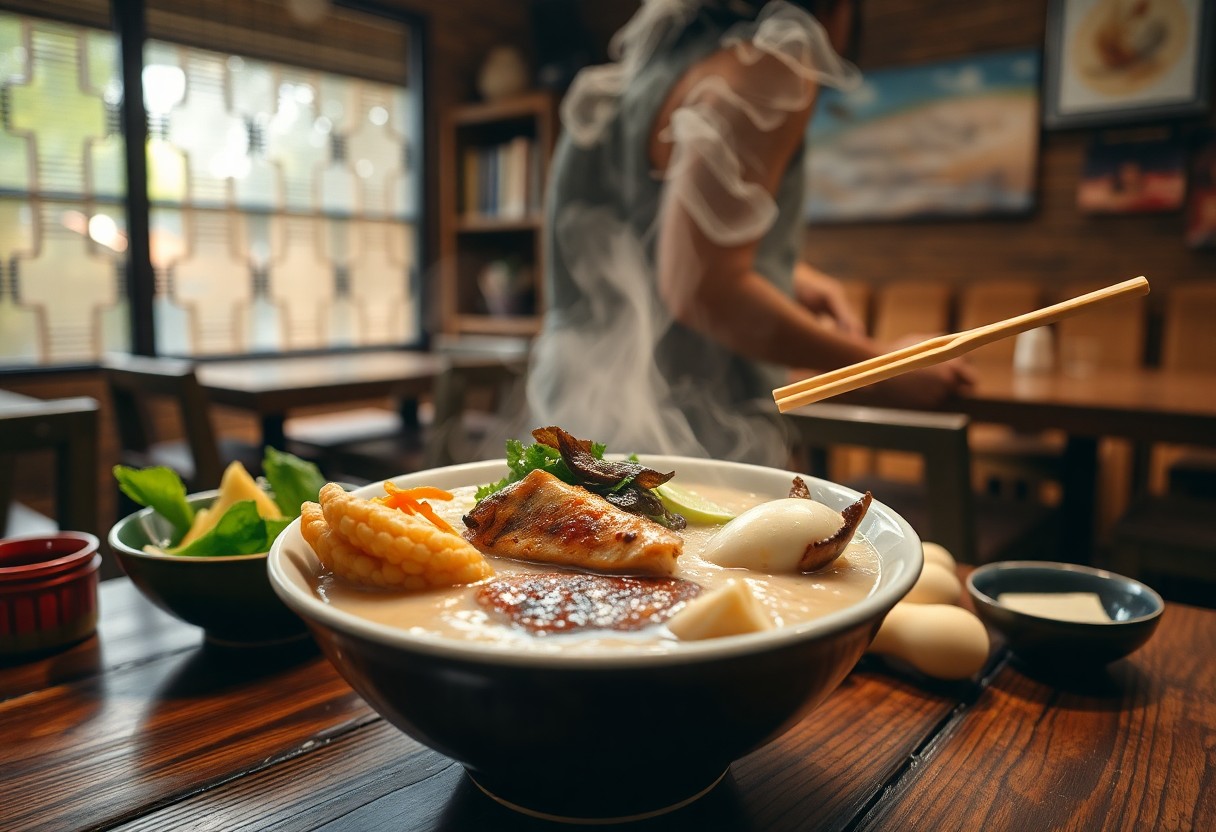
[804,49,1041,223]
[1043,0,1214,129]
[1186,130,1216,249]
[1077,126,1186,213]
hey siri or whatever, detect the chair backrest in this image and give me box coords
[1160,282,1216,372]
[872,281,952,344]
[785,403,977,564]
[0,396,100,540]
[1054,280,1147,371]
[425,354,529,468]
[102,354,224,489]
[956,280,1042,367]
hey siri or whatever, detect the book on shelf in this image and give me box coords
[461,136,541,222]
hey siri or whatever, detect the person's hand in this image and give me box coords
[793,263,865,336]
[868,333,977,409]
[875,360,976,410]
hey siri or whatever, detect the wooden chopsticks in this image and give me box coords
[772,276,1150,413]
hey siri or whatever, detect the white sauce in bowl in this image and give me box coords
[312,483,880,655]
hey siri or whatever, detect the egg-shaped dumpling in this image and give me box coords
[702,498,844,573]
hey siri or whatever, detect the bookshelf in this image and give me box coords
[439,91,557,337]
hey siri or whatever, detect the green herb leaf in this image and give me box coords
[113,465,195,542]
[474,437,610,501]
[263,447,326,518]
[170,500,274,557]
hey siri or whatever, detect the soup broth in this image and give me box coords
[313,482,881,654]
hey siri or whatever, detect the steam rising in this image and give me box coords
[520,1,859,465]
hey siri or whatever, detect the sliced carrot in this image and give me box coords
[383,483,454,501]
[413,501,458,536]
[375,482,460,536]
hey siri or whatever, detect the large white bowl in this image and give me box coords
[268,457,922,822]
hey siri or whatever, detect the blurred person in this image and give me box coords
[528,0,973,465]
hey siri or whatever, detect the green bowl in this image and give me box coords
[108,491,307,646]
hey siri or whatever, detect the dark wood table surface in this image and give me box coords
[2,575,1212,832]
[196,350,449,449]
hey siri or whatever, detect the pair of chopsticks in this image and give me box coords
[773,276,1150,413]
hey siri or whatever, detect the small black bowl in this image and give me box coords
[967,561,1164,668]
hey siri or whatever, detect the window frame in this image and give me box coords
[0,0,431,375]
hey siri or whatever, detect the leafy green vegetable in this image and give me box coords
[170,501,280,557]
[475,437,607,501]
[113,465,195,541]
[263,446,326,517]
[115,448,326,556]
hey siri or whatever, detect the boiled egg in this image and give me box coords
[702,498,844,573]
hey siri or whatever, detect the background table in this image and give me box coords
[956,367,1216,558]
[960,367,1216,446]
[2,576,1211,831]
[196,350,448,449]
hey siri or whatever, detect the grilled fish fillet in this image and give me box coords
[462,469,683,575]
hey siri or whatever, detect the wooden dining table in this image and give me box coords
[960,366,1216,447]
[195,350,449,450]
[950,366,1216,557]
[2,574,1211,832]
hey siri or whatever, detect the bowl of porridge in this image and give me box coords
[268,452,922,823]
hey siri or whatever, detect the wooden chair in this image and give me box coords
[871,280,951,345]
[787,403,978,563]
[283,335,532,473]
[1108,495,1216,608]
[787,403,1062,566]
[956,280,1042,367]
[102,354,262,492]
[1155,282,1216,498]
[1056,280,1148,530]
[956,280,1062,499]
[0,395,112,576]
[1107,284,1216,605]
[863,281,955,484]
[0,395,99,537]
[319,345,530,483]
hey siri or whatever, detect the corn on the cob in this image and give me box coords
[301,501,430,590]
[317,483,493,588]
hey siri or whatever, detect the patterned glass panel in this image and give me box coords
[0,8,419,368]
[148,38,420,355]
[0,13,127,368]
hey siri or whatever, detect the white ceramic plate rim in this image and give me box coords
[267,456,924,668]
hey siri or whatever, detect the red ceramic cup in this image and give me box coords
[0,532,101,661]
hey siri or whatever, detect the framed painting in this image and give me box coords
[1186,130,1216,249]
[1076,126,1186,214]
[804,49,1041,223]
[1043,0,1214,129]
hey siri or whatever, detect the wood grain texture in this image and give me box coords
[856,604,1216,832]
[0,580,196,702]
[0,639,370,832]
[3,574,1214,831]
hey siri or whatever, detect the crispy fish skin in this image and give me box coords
[463,469,683,576]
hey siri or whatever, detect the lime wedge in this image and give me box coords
[655,483,736,525]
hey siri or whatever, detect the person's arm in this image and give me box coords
[650,47,875,370]
[649,48,972,407]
